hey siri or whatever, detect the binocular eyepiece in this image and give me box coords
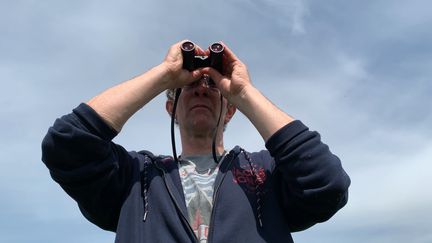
[181,41,224,73]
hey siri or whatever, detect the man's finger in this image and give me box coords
[202,67,224,84]
[219,41,239,62]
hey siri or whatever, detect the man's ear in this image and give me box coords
[223,104,236,125]
[166,99,174,118]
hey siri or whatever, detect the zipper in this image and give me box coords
[207,152,236,243]
[154,162,198,243]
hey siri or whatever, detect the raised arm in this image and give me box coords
[202,43,294,141]
[87,40,205,132]
[41,41,208,230]
[204,43,350,230]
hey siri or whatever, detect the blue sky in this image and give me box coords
[1,0,431,242]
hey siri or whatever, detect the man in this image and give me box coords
[42,40,350,243]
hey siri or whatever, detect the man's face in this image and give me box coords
[166,75,235,136]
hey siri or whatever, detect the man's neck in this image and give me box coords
[180,129,225,157]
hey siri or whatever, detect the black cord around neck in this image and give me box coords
[212,93,224,164]
[171,88,182,164]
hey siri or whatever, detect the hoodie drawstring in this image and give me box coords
[239,148,264,227]
[142,155,149,221]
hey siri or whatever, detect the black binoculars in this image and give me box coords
[181,41,224,73]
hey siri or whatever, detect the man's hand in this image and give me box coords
[161,40,205,90]
[201,42,253,104]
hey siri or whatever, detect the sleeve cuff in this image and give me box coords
[72,103,119,141]
[265,120,309,157]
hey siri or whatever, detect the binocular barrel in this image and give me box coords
[209,43,224,73]
[181,41,224,73]
[181,41,196,71]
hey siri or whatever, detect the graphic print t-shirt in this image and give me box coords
[179,154,223,243]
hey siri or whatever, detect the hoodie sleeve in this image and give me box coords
[41,103,137,232]
[265,120,351,232]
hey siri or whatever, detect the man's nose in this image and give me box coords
[193,80,210,96]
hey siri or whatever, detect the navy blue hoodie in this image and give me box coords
[41,103,350,243]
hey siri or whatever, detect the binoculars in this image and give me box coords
[181,41,224,73]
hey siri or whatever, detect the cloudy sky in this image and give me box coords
[1,0,431,242]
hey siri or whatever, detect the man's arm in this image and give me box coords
[202,43,294,141]
[41,103,134,231]
[205,43,350,230]
[41,40,206,230]
[87,40,205,132]
[264,121,350,231]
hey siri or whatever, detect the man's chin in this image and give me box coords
[190,119,217,132]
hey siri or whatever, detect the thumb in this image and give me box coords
[202,67,232,97]
[190,68,204,80]
[179,68,203,86]
[202,67,225,84]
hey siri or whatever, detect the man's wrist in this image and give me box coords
[151,63,175,91]
[230,85,259,112]
[230,85,295,141]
